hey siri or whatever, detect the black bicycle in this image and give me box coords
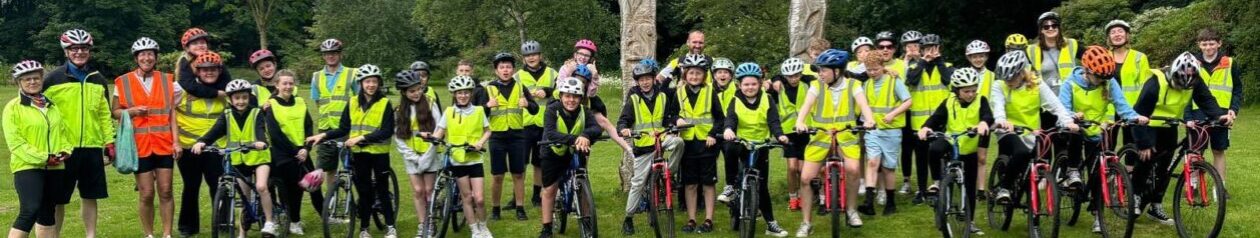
[926,129,977,238]
[727,139,782,238]
[538,139,599,238]
[205,145,289,238]
[318,141,400,237]
[421,137,476,238]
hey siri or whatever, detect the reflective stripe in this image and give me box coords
[870,107,896,114]
[1208,85,1232,92]
[1121,85,1142,92]
[633,122,661,131]
[916,84,948,91]
[680,117,712,124]
[489,108,523,116]
[909,109,935,117]
[808,140,858,148]
[134,126,171,134]
[178,128,201,139]
[812,114,855,124]
[351,125,380,131]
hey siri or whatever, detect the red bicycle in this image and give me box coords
[987,126,1064,238]
[629,124,692,238]
[806,126,869,238]
[1071,120,1137,238]
[1149,117,1228,238]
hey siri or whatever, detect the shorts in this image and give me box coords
[1207,127,1230,150]
[316,140,343,172]
[804,131,861,162]
[864,130,902,169]
[978,134,991,148]
[451,164,485,178]
[523,126,544,167]
[540,149,587,187]
[58,147,109,204]
[488,135,528,175]
[681,141,718,185]
[404,149,443,175]
[234,164,262,178]
[781,133,809,159]
[136,155,175,174]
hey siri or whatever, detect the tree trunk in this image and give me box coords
[789,0,826,61]
[617,0,655,192]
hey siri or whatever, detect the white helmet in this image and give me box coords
[680,53,708,69]
[225,79,254,95]
[556,77,585,96]
[59,29,93,49]
[11,60,44,78]
[1169,52,1201,89]
[965,40,990,55]
[356,64,382,81]
[448,75,476,92]
[780,58,805,75]
[950,68,981,88]
[131,37,160,54]
[711,57,735,72]
[319,38,343,52]
[995,51,1030,80]
[851,37,874,51]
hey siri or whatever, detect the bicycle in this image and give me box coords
[925,129,977,238]
[318,141,400,237]
[727,138,783,238]
[627,124,693,238]
[420,138,477,238]
[986,126,1064,238]
[205,145,289,238]
[1149,117,1228,238]
[1069,120,1137,238]
[538,139,601,238]
[804,126,869,238]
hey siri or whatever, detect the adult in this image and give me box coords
[44,29,113,238]
[5,60,72,238]
[173,52,230,237]
[310,38,358,190]
[113,37,178,238]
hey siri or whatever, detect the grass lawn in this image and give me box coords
[0,82,1255,238]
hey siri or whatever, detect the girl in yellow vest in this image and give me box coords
[964,39,997,200]
[113,37,178,238]
[710,58,745,205]
[304,65,400,237]
[172,52,231,236]
[248,49,278,106]
[791,49,877,234]
[722,62,792,236]
[537,77,602,237]
[392,70,443,236]
[5,60,73,238]
[854,57,912,217]
[432,75,494,237]
[261,70,322,235]
[1130,53,1232,224]
[897,30,924,195]
[190,80,278,236]
[518,40,558,207]
[1190,29,1240,180]
[175,28,233,106]
[988,51,1078,206]
[1028,11,1082,95]
[916,68,993,235]
[763,57,815,212]
[673,54,725,233]
[479,52,539,221]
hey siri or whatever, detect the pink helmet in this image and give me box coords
[299,170,325,192]
[248,49,275,66]
[574,39,597,53]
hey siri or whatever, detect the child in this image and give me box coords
[856,57,911,216]
[261,70,323,235]
[518,40,558,208]
[673,54,725,233]
[722,62,792,236]
[479,52,538,221]
[392,70,442,236]
[432,75,494,238]
[190,79,276,236]
[619,61,683,235]
[964,40,996,199]
[916,68,993,235]
[537,77,602,238]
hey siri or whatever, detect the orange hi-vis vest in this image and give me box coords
[114,70,176,157]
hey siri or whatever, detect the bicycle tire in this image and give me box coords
[322,178,357,238]
[986,157,1014,231]
[269,178,291,238]
[646,170,675,238]
[554,184,569,234]
[437,178,457,238]
[829,167,843,238]
[370,170,401,231]
[211,183,237,238]
[1051,156,1083,226]
[1028,165,1061,238]
[939,168,971,238]
[738,176,758,238]
[1097,161,1136,238]
[577,176,598,238]
[1172,161,1226,238]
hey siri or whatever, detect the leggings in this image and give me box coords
[1130,127,1178,206]
[177,150,224,234]
[351,153,396,229]
[997,135,1036,190]
[928,139,978,219]
[12,169,59,232]
[272,160,325,222]
[727,145,776,222]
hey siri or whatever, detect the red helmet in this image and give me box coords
[249,49,275,66]
[299,170,325,192]
[193,52,223,69]
[181,28,209,48]
[1081,45,1116,77]
[574,39,597,53]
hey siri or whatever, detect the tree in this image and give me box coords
[681,0,790,67]
[32,0,191,74]
[311,0,423,77]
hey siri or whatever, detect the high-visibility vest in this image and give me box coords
[978,68,996,99]
[486,81,525,131]
[314,67,355,130]
[804,79,861,160]
[347,95,391,154]
[909,64,950,128]
[1116,50,1151,106]
[886,59,908,79]
[403,108,435,155]
[549,107,586,155]
[945,96,983,154]
[268,97,308,147]
[176,93,227,148]
[517,68,556,127]
[1196,56,1234,109]
[1028,38,1080,82]
[226,108,270,165]
[1148,70,1193,128]
[1000,83,1042,129]
[677,85,714,140]
[255,86,272,105]
[864,75,906,129]
[734,93,772,141]
[629,92,665,147]
[715,84,737,115]
[779,81,811,132]
[115,70,175,157]
[444,106,487,165]
[1068,80,1114,137]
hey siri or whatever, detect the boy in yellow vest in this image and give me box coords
[517,40,557,208]
[673,54,725,233]
[619,61,684,235]
[855,57,911,216]
[916,68,993,235]
[537,77,602,238]
[760,57,814,212]
[723,62,793,236]
[190,80,278,236]
[1189,29,1240,180]
[480,52,539,221]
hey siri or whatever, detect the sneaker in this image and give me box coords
[145,235,155,238]
[1133,195,1144,215]
[516,208,528,221]
[995,189,1013,205]
[912,192,926,205]
[360,230,372,238]
[718,186,736,202]
[794,223,813,238]
[479,222,495,238]
[898,180,912,194]
[290,222,305,235]
[1146,204,1175,225]
[788,197,802,211]
[470,224,483,238]
[765,221,789,237]
[622,217,635,235]
[1092,217,1103,233]
[858,179,867,195]
[1066,169,1083,188]
[681,220,697,233]
[698,219,714,233]
[847,211,864,227]
[877,190,887,205]
[491,207,502,220]
[857,202,876,216]
[261,222,278,235]
[883,202,898,215]
[976,189,988,201]
[970,222,984,235]
[928,182,940,194]
[538,229,553,238]
[385,226,398,238]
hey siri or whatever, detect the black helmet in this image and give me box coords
[922,34,942,46]
[491,52,516,66]
[395,70,423,90]
[875,31,897,43]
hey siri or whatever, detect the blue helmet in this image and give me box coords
[639,57,659,71]
[814,49,850,69]
[573,64,593,79]
[735,62,762,79]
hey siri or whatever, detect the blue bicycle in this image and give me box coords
[537,139,599,238]
[727,139,782,238]
[205,144,289,238]
[926,129,977,238]
[421,138,478,238]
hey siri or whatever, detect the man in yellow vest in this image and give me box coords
[904,34,952,204]
[1190,29,1241,180]
[516,40,557,208]
[310,38,357,190]
[480,52,538,221]
[658,30,712,86]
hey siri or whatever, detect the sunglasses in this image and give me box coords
[575,51,591,57]
[1042,24,1060,30]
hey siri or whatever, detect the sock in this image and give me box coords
[885,190,897,206]
[493,206,501,213]
[533,186,542,197]
[864,187,877,202]
[789,192,798,199]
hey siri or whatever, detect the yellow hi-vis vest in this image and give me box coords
[1117,50,1151,106]
[227,109,270,166]
[444,106,487,165]
[733,93,771,141]
[347,95,390,154]
[176,94,227,148]
[1028,38,1081,82]
[865,75,906,129]
[1000,83,1042,129]
[314,67,355,130]
[486,81,525,131]
[1148,70,1193,128]
[629,92,666,147]
[516,68,556,127]
[909,64,950,128]
[268,98,307,147]
[549,107,586,155]
[1068,81,1114,137]
[804,79,861,161]
[677,85,714,141]
[779,81,810,133]
[1195,56,1234,110]
[945,96,983,155]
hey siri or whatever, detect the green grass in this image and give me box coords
[0,83,1255,238]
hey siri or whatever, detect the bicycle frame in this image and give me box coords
[1175,121,1219,206]
[1091,121,1131,208]
[807,126,866,212]
[1027,128,1063,215]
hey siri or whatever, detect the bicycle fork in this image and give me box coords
[1097,155,1127,207]
[654,162,675,209]
[1029,162,1054,215]
[823,162,846,212]
[1180,155,1211,206]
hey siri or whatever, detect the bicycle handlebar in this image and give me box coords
[627,124,694,139]
[803,126,874,135]
[730,138,786,150]
[201,145,266,155]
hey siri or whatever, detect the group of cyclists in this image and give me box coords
[3,9,1240,238]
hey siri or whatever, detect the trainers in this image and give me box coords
[385,226,398,238]
[1092,217,1103,233]
[794,223,813,238]
[538,229,553,238]
[912,192,926,205]
[847,211,863,227]
[970,222,984,235]
[1066,169,1083,188]
[622,217,635,235]
[858,179,867,195]
[480,222,495,238]
[491,207,502,220]
[877,190,887,205]
[261,222,278,235]
[359,230,372,238]
[928,182,940,194]
[976,189,988,201]
[995,188,1013,205]
[788,197,802,211]
[1146,204,1175,225]
[698,219,714,233]
[470,224,483,238]
[290,222,305,235]
[516,208,528,220]
[765,221,789,237]
[898,180,912,194]
[682,220,697,233]
[718,186,736,202]
[1134,195,1144,215]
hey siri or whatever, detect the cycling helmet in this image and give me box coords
[131,37,160,55]
[1038,11,1060,23]
[921,34,942,46]
[448,75,476,91]
[780,58,805,75]
[319,38,343,52]
[679,53,708,69]
[735,62,762,79]
[901,31,924,44]
[193,52,223,69]
[632,61,657,78]
[225,79,254,95]
[711,57,735,72]
[355,64,382,81]
[410,61,430,72]
[180,28,209,48]
[1105,19,1131,33]
[59,29,93,49]
[851,37,874,51]
[491,52,516,66]
[1005,33,1029,49]
[950,67,981,88]
[1081,45,1117,77]
[556,77,585,96]
[639,57,659,71]
[299,170,324,192]
[248,49,275,66]
[574,39,598,53]
[11,60,43,78]
[395,70,423,90]
[814,49,850,69]
[1169,52,1201,89]
[965,40,990,55]
[521,40,542,55]
[994,51,1030,80]
[573,64,593,79]
[875,31,897,43]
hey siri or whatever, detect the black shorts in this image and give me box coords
[233,164,262,178]
[136,155,175,174]
[58,147,109,204]
[1207,127,1230,150]
[523,126,544,167]
[540,149,587,187]
[451,164,485,178]
[681,140,719,185]
[316,140,343,172]
[978,134,991,149]
[489,134,528,175]
[782,133,810,159]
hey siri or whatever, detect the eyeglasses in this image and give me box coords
[67,46,92,53]
[877,45,895,50]
[1042,24,1060,30]
[575,52,591,57]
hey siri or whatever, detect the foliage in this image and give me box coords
[310,0,424,83]
[679,0,790,67]
[1057,0,1138,45]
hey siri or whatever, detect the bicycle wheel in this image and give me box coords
[577,176,598,238]
[211,183,237,238]
[1052,156,1083,226]
[1172,161,1226,238]
[372,171,401,231]
[939,168,971,238]
[269,178,291,238]
[828,167,843,238]
[553,185,569,234]
[646,170,675,238]
[1097,161,1135,238]
[986,157,1014,231]
[738,175,758,238]
[1028,165,1060,238]
[322,178,357,238]
[436,178,457,238]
